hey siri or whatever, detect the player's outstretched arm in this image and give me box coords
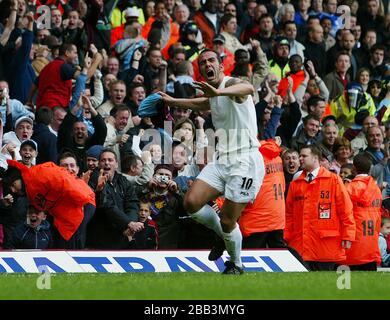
[194,78,254,98]
[158,91,210,111]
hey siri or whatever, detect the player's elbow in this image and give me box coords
[246,84,255,96]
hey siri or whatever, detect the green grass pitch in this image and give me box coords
[0,272,389,300]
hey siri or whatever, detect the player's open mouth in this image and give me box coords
[206,69,215,79]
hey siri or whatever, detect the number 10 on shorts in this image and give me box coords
[241,177,253,190]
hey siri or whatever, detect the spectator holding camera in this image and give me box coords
[142,164,184,249]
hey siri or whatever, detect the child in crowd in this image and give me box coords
[379,217,390,267]
[18,140,38,168]
[124,200,157,249]
[7,205,51,249]
[339,163,354,184]
[149,143,163,164]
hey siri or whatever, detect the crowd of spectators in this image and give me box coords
[1,0,390,270]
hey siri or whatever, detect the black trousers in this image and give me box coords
[242,230,286,249]
[347,261,378,271]
[242,230,306,267]
[305,261,337,271]
[53,203,95,249]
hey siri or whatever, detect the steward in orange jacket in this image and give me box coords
[239,139,286,247]
[285,145,355,269]
[343,154,381,270]
[6,160,95,243]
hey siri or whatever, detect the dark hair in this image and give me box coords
[146,47,162,58]
[100,149,118,161]
[36,107,53,125]
[320,16,332,23]
[58,151,78,164]
[129,82,146,94]
[307,15,320,23]
[170,46,186,59]
[259,13,273,22]
[2,167,22,188]
[198,49,222,64]
[121,154,142,173]
[282,20,296,30]
[353,153,372,174]
[381,216,390,227]
[301,144,321,158]
[148,27,162,46]
[370,44,385,54]
[220,13,235,27]
[109,104,130,117]
[303,114,321,125]
[154,164,174,174]
[340,163,353,170]
[335,50,351,62]
[307,95,325,111]
[173,118,196,139]
[59,43,75,56]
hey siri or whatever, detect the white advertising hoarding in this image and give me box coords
[0,250,307,273]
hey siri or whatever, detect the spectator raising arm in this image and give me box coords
[0,0,18,47]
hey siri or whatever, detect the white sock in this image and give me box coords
[191,204,223,238]
[222,224,242,268]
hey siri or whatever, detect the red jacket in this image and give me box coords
[285,167,355,262]
[239,140,285,237]
[36,58,72,109]
[193,11,217,49]
[7,160,95,241]
[344,175,381,265]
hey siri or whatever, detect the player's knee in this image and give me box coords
[184,193,201,213]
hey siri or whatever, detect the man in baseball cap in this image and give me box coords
[213,34,226,44]
[269,36,291,80]
[212,33,235,75]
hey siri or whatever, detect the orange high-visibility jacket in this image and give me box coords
[7,160,96,241]
[285,167,355,262]
[239,140,285,237]
[344,175,381,265]
[277,70,305,98]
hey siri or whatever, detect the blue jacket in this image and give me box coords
[32,122,58,164]
[6,29,36,104]
[0,99,34,128]
[7,220,52,249]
